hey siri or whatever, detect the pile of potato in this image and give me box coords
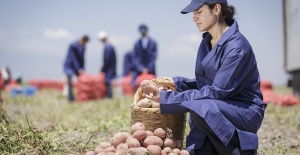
[85,122,190,155]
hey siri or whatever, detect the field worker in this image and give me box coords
[123,51,134,77]
[131,24,158,88]
[140,0,266,154]
[63,35,89,102]
[98,31,117,99]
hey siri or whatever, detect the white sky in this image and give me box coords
[0,0,288,86]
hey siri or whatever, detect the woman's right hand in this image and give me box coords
[162,77,175,90]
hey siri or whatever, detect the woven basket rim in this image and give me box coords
[132,77,176,112]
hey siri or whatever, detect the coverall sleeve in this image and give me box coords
[160,48,253,104]
[70,45,82,73]
[146,41,157,71]
[172,76,198,92]
[131,43,144,73]
[101,46,113,72]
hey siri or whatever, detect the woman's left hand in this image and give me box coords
[140,80,160,102]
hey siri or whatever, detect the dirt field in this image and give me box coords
[1,86,300,155]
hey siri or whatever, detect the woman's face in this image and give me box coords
[193,4,219,32]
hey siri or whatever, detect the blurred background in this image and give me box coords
[0,0,288,86]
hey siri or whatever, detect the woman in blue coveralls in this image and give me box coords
[98,31,117,99]
[140,0,266,155]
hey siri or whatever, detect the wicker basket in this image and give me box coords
[131,78,187,141]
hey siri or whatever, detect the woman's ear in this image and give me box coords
[214,4,221,15]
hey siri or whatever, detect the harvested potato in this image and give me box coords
[131,122,145,134]
[154,128,166,139]
[84,151,95,155]
[94,145,104,153]
[104,146,116,153]
[147,145,162,155]
[127,147,148,155]
[173,148,181,154]
[169,153,179,155]
[180,150,190,155]
[110,132,127,147]
[163,137,177,148]
[121,132,131,139]
[142,136,163,147]
[132,129,147,141]
[116,143,128,154]
[151,101,160,108]
[126,137,141,148]
[140,80,159,94]
[146,130,154,136]
[137,98,152,108]
[99,142,111,149]
[97,152,115,155]
[162,147,172,154]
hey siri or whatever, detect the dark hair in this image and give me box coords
[206,2,235,26]
[81,35,89,42]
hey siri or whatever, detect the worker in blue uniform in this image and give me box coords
[63,35,89,102]
[98,31,117,99]
[140,0,266,155]
[123,51,134,77]
[131,24,158,88]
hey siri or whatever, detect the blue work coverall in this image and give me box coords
[101,43,117,98]
[131,37,157,86]
[63,41,85,101]
[64,41,85,76]
[159,21,266,154]
[123,51,134,76]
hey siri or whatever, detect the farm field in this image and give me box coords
[0,86,300,155]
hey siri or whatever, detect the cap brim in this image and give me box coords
[181,2,205,14]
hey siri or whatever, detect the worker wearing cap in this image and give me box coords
[140,0,266,154]
[63,35,89,102]
[98,31,117,99]
[131,24,158,87]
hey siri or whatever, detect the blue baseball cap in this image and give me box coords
[138,24,148,33]
[181,0,227,14]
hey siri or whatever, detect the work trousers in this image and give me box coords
[190,111,257,155]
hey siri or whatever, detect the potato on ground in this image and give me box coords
[146,130,154,136]
[116,143,128,154]
[99,142,112,149]
[110,132,128,147]
[121,132,131,139]
[94,145,104,153]
[163,137,177,148]
[85,151,95,155]
[132,129,147,141]
[162,147,172,154]
[127,147,149,155]
[131,122,145,134]
[180,150,190,155]
[126,137,141,148]
[147,145,162,155]
[97,152,115,155]
[173,148,181,154]
[142,135,164,147]
[154,128,166,139]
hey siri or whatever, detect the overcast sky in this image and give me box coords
[0,0,287,86]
